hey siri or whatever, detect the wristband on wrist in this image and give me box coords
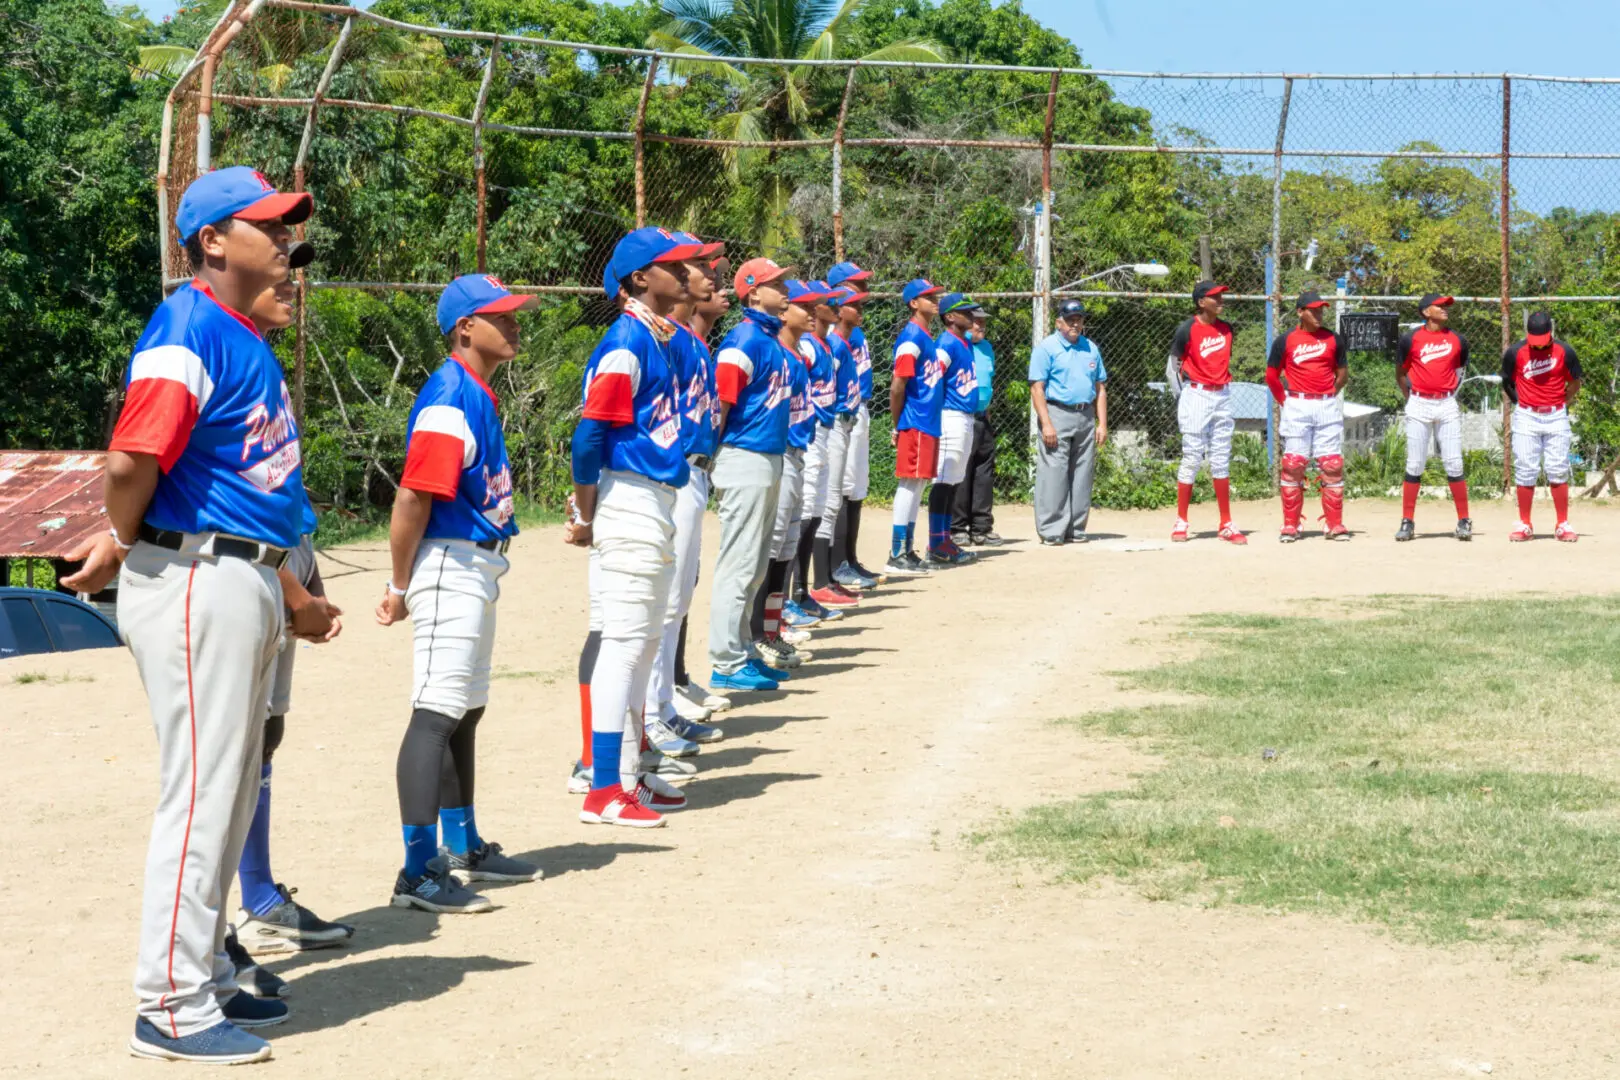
[109,527,134,552]
[572,510,592,527]
[387,582,407,597]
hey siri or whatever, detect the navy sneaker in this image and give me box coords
[799,595,845,622]
[832,564,878,590]
[130,1017,271,1064]
[782,599,821,628]
[710,666,779,692]
[748,657,790,682]
[222,991,290,1030]
[666,714,724,744]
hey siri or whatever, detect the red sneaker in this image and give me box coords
[1555,521,1578,543]
[636,774,687,811]
[808,586,859,608]
[1509,521,1533,543]
[1218,524,1248,545]
[579,784,665,828]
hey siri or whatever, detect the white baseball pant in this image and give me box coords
[407,539,509,717]
[1279,395,1344,459]
[800,424,832,528]
[1512,406,1573,486]
[589,468,678,787]
[266,535,315,717]
[1176,384,1235,484]
[646,467,710,721]
[772,446,806,561]
[937,407,974,485]
[842,403,871,501]
[122,541,284,1038]
[817,413,854,539]
[1404,394,1464,477]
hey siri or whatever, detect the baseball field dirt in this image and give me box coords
[8,497,1620,1078]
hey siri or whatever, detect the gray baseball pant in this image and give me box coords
[121,541,285,1038]
[1034,401,1098,541]
[708,445,783,676]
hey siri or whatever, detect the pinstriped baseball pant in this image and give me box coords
[1177,384,1235,484]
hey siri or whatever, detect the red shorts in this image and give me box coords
[894,429,939,480]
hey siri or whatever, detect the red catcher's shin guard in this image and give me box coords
[1448,478,1471,519]
[1317,454,1346,529]
[1401,480,1419,519]
[1212,477,1234,527]
[1279,454,1308,528]
[1517,484,1535,525]
[1551,482,1570,524]
[1176,482,1193,520]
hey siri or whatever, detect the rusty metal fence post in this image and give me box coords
[832,66,858,263]
[632,56,660,229]
[472,42,500,273]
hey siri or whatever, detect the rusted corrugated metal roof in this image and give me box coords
[0,451,107,559]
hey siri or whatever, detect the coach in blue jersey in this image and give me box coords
[886,278,946,577]
[825,261,882,583]
[707,257,795,693]
[568,227,700,828]
[63,167,335,1064]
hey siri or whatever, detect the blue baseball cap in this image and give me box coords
[673,230,725,259]
[784,279,833,305]
[902,278,944,304]
[602,227,706,297]
[939,291,979,315]
[826,261,871,287]
[175,166,313,243]
[829,285,869,308]
[437,274,538,335]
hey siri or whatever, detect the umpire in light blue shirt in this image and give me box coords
[1029,299,1108,545]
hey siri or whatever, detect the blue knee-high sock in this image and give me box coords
[928,512,945,550]
[891,524,906,558]
[905,521,916,554]
[402,823,438,879]
[237,763,280,916]
[592,730,623,790]
[439,805,481,856]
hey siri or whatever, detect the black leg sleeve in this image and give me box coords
[397,707,463,826]
[440,705,483,809]
[262,713,285,762]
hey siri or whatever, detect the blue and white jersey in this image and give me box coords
[785,338,816,450]
[851,326,873,401]
[400,357,519,542]
[715,309,792,455]
[828,329,860,415]
[893,318,945,437]
[800,334,838,426]
[579,313,689,488]
[109,281,306,549]
[672,321,719,459]
[937,327,979,413]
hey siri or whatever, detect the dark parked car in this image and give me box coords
[0,587,121,658]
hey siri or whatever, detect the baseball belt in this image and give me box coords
[1286,392,1335,400]
[475,537,512,554]
[139,524,291,570]
[1186,381,1228,392]
[1410,390,1454,401]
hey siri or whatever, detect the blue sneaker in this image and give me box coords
[748,657,790,682]
[832,564,878,590]
[799,595,844,622]
[647,715,699,758]
[782,599,821,628]
[221,990,290,1029]
[130,1017,271,1064]
[711,667,779,692]
[666,714,724,744]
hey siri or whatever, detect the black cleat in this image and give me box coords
[1394,518,1415,542]
[1454,517,1473,541]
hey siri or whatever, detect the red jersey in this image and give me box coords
[1170,316,1233,386]
[1266,326,1345,397]
[1396,326,1468,396]
[1502,338,1581,410]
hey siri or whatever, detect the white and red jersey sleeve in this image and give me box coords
[401,402,477,499]
[715,345,754,404]
[109,344,215,471]
[892,337,922,379]
[581,347,642,425]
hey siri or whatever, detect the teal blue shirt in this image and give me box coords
[971,339,995,413]
[1028,331,1106,405]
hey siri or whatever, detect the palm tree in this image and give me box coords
[650,0,946,250]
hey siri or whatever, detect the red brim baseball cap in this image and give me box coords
[476,293,538,317]
[735,257,794,299]
[1527,331,1551,347]
[235,190,313,226]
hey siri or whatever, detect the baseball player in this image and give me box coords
[229,261,352,987]
[886,278,947,576]
[1266,290,1350,542]
[929,292,980,564]
[792,282,858,611]
[1167,280,1245,544]
[568,227,698,827]
[825,261,885,585]
[62,166,333,1063]
[750,278,828,672]
[707,257,795,694]
[644,233,729,743]
[802,284,871,599]
[378,273,542,910]
[1394,293,1472,542]
[1503,311,1581,542]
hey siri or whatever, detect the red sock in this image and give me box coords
[1517,484,1534,525]
[1448,479,1470,519]
[1552,482,1570,523]
[1401,480,1419,519]
[1212,477,1233,526]
[1176,482,1193,520]
[764,592,783,641]
[579,683,592,768]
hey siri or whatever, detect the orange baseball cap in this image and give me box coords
[734,257,794,299]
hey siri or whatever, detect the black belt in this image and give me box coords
[1049,400,1094,411]
[139,524,290,570]
[687,453,714,472]
[476,538,512,554]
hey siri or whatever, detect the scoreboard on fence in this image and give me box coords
[1340,312,1401,357]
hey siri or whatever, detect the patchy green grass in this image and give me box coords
[12,671,48,685]
[991,596,1620,951]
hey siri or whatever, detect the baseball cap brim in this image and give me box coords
[474,293,538,317]
[1202,285,1229,298]
[735,263,795,297]
[916,285,945,297]
[1300,299,1327,309]
[287,240,314,270]
[234,190,313,226]
[652,243,706,264]
[1428,295,1455,308]
[839,268,872,282]
[835,290,870,306]
[1528,331,1552,347]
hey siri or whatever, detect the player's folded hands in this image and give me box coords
[290,594,341,641]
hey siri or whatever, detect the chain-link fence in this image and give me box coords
[158,1,1620,518]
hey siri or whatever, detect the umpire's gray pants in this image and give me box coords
[1034,401,1098,541]
[708,445,783,676]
